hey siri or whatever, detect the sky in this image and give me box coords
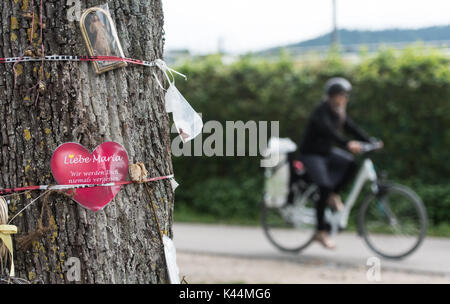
[162,0,450,54]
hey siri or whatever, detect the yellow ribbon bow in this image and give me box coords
[0,224,17,277]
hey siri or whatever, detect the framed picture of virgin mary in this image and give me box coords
[80,7,127,74]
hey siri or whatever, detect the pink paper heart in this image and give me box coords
[51,142,129,212]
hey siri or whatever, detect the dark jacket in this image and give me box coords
[299,101,370,155]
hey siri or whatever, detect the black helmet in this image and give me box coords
[324,77,352,97]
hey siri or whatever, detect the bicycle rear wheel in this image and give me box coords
[358,183,427,259]
[261,185,318,253]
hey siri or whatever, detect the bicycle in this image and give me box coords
[261,140,427,259]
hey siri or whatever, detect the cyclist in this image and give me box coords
[288,77,380,249]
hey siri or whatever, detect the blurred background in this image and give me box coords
[162,0,450,283]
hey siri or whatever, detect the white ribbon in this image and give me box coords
[163,235,180,284]
[170,178,179,192]
[154,59,187,84]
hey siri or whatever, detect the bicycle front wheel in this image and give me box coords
[358,183,427,259]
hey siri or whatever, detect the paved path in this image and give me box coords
[173,223,450,276]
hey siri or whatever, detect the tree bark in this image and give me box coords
[0,0,174,283]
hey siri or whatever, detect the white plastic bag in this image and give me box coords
[165,83,203,143]
[263,137,297,208]
[264,155,290,208]
[154,59,203,143]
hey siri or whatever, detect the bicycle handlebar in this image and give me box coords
[361,140,383,153]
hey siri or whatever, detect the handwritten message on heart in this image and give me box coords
[51,142,129,212]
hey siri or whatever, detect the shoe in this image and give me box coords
[328,193,344,211]
[314,231,336,249]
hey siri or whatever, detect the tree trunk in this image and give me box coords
[0,0,174,283]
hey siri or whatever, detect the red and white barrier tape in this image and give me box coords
[0,174,174,195]
[0,55,158,67]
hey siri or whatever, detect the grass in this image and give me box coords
[427,224,450,238]
[174,206,260,226]
[174,207,450,237]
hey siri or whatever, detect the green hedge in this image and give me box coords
[170,47,450,229]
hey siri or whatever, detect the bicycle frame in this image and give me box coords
[327,158,378,233]
[264,150,427,258]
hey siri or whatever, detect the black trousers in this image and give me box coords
[288,147,357,231]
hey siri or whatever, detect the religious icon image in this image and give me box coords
[80,7,127,74]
